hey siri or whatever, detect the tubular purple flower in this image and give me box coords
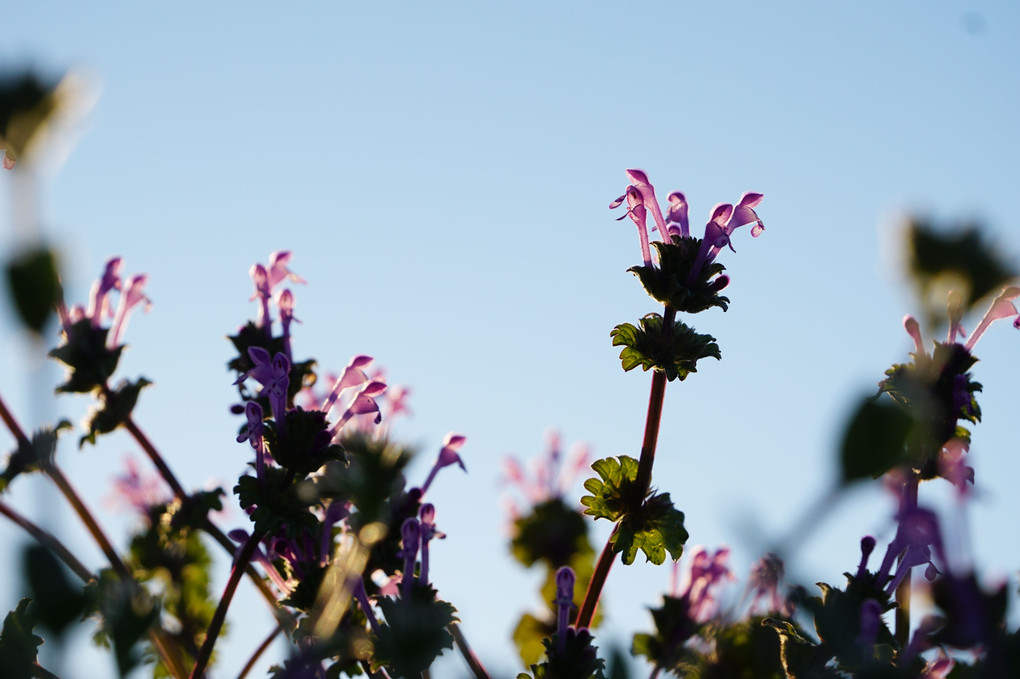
[86,257,123,327]
[420,433,467,495]
[397,518,421,600]
[249,263,272,331]
[938,438,974,496]
[267,251,307,290]
[244,347,291,425]
[904,316,926,356]
[747,552,788,616]
[108,273,151,347]
[876,505,944,594]
[946,290,966,344]
[351,576,383,636]
[554,566,576,651]
[625,169,669,242]
[278,288,297,360]
[730,192,765,238]
[417,503,445,586]
[676,546,735,623]
[610,185,653,266]
[856,536,877,579]
[666,191,690,238]
[237,401,268,481]
[329,379,386,438]
[321,355,374,413]
[963,286,1020,351]
[687,204,733,285]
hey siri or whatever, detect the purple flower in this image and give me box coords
[105,456,169,516]
[554,566,576,649]
[417,503,445,586]
[963,286,1020,351]
[673,546,735,623]
[937,438,974,496]
[86,257,123,328]
[420,433,467,495]
[267,251,306,290]
[243,347,291,425]
[249,263,272,331]
[108,273,151,346]
[2,150,14,170]
[666,191,690,238]
[747,552,789,616]
[278,288,297,360]
[876,504,944,594]
[236,401,269,481]
[328,378,387,438]
[321,355,374,413]
[397,517,421,600]
[610,184,653,266]
[854,598,883,649]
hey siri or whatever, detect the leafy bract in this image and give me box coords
[611,314,720,382]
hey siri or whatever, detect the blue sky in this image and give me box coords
[3,2,1020,677]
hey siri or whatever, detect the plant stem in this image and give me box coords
[120,413,294,632]
[191,531,262,679]
[0,498,93,581]
[577,307,674,628]
[0,391,28,444]
[235,627,281,679]
[575,525,619,629]
[450,622,490,679]
[894,473,919,646]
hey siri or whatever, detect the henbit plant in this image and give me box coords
[3,72,1020,679]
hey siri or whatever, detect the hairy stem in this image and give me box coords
[190,531,262,679]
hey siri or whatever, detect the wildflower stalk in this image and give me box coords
[236,627,282,679]
[122,411,295,633]
[190,530,263,679]
[0,498,92,581]
[895,473,919,646]
[576,306,673,629]
[450,622,491,679]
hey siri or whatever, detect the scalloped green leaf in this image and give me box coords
[612,492,688,565]
[611,315,720,382]
[580,456,640,522]
[627,236,731,314]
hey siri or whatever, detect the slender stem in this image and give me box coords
[449,622,490,679]
[577,307,674,628]
[894,474,919,646]
[46,465,132,581]
[0,390,30,445]
[123,413,187,498]
[575,525,620,629]
[120,413,294,632]
[190,532,262,679]
[0,498,93,581]
[235,627,281,679]
[633,306,673,498]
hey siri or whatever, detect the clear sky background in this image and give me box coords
[2,2,1020,677]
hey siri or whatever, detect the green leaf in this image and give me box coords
[0,599,46,679]
[580,456,641,522]
[80,378,152,447]
[49,319,123,394]
[612,492,688,566]
[374,584,458,677]
[22,546,86,639]
[906,220,1018,331]
[235,466,318,537]
[0,422,71,493]
[627,236,731,314]
[526,627,606,679]
[839,396,914,484]
[611,315,720,382]
[0,71,63,161]
[511,498,591,569]
[5,246,61,335]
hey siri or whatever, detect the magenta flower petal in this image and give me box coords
[730,192,765,238]
[666,191,690,239]
[903,316,925,356]
[964,286,1020,351]
[322,355,374,412]
[109,273,151,346]
[267,251,307,290]
[87,257,123,327]
[2,151,14,170]
[420,433,467,495]
[625,169,669,242]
